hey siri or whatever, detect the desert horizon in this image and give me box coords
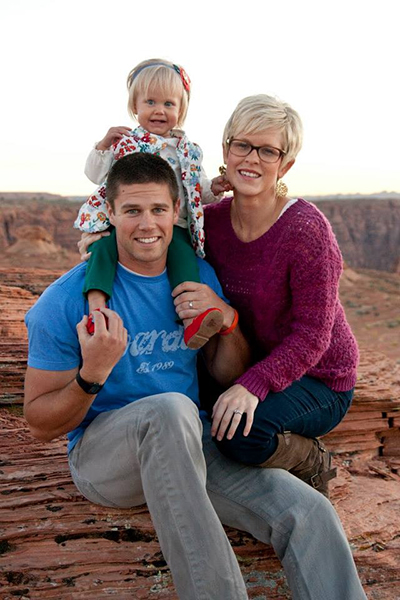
[2,190,400,202]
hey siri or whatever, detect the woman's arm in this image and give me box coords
[210,215,345,441]
[237,216,344,400]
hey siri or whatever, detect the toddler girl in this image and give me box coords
[75,58,230,349]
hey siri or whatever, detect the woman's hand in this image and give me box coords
[78,231,110,261]
[96,126,131,151]
[172,281,235,329]
[211,384,259,441]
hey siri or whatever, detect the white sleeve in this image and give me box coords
[200,166,223,205]
[84,145,114,184]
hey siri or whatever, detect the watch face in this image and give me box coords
[86,382,103,394]
[76,372,103,395]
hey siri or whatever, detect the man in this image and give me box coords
[24,153,367,599]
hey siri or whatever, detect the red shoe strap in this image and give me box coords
[219,309,239,336]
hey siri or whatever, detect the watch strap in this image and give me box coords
[75,370,104,395]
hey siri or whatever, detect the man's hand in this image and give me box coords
[211,384,259,441]
[172,282,235,330]
[96,126,132,151]
[77,308,128,384]
[78,231,110,261]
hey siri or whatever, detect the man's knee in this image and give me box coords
[134,392,201,433]
[151,392,198,419]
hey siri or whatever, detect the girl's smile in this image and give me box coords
[135,91,181,137]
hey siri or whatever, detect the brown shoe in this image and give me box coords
[259,432,337,499]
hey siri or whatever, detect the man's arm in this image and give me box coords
[172,282,251,386]
[200,312,251,387]
[24,309,127,442]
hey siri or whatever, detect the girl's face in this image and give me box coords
[135,90,181,137]
[223,129,293,200]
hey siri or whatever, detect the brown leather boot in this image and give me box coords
[259,432,337,499]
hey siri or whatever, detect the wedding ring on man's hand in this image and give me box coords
[189,301,194,309]
[233,409,243,415]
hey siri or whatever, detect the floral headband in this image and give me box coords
[130,62,191,95]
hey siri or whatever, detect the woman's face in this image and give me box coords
[224,129,293,199]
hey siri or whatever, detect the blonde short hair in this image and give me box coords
[223,94,303,167]
[127,58,190,128]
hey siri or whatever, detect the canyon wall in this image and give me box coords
[0,199,81,253]
[1,195,399,272]
[313,197,400,272]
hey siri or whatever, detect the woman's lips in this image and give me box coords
[238,170,260,178]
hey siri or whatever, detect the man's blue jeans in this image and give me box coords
[216,376,353,464]
[69,393,366,599]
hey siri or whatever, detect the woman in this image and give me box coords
[79,94,359,498]
[177,94,358,498]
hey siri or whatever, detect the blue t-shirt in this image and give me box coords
[25,260,225,453]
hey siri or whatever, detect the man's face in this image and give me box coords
[107,182,179,275]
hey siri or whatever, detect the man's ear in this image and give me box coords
[106,201,115,226]
[173,198,180,223]
[279,159,295,180]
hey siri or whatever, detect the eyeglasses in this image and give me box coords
[227,139,286,163]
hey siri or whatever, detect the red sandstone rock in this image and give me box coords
[0,268,399,599]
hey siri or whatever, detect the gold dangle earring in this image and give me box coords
[275,179,288,198]
[219,165,227,176]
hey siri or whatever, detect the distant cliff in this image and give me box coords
[0,198,81,254]
[311,197,400,272]
[1,195,399,272]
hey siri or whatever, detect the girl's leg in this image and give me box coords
[215,376,353,496]
[169,226,223,350]
[167,225,201,290]
[83,227,117,313]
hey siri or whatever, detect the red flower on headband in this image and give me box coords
[173,64,191,94]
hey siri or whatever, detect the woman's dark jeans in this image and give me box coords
[215,376,353,465]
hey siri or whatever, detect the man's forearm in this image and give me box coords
[24,368,98,442]
[203,325,251,387]
[24,309,128,443]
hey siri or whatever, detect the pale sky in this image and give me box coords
[1,0,399,197]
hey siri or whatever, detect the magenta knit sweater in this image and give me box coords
[204,198,359,400]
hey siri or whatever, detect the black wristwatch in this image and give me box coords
[75,370,104,395]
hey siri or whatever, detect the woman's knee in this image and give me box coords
[215,425,277,465]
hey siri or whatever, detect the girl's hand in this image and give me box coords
[78,231,110,261]
[96,126,132,151]
[172,281,235,330]
[211,175,233,196]
[211,384,259,441]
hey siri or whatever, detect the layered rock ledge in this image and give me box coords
[0,268,399,599]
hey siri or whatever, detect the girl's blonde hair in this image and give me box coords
[127,58,190,128]
[223,94,303,168]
